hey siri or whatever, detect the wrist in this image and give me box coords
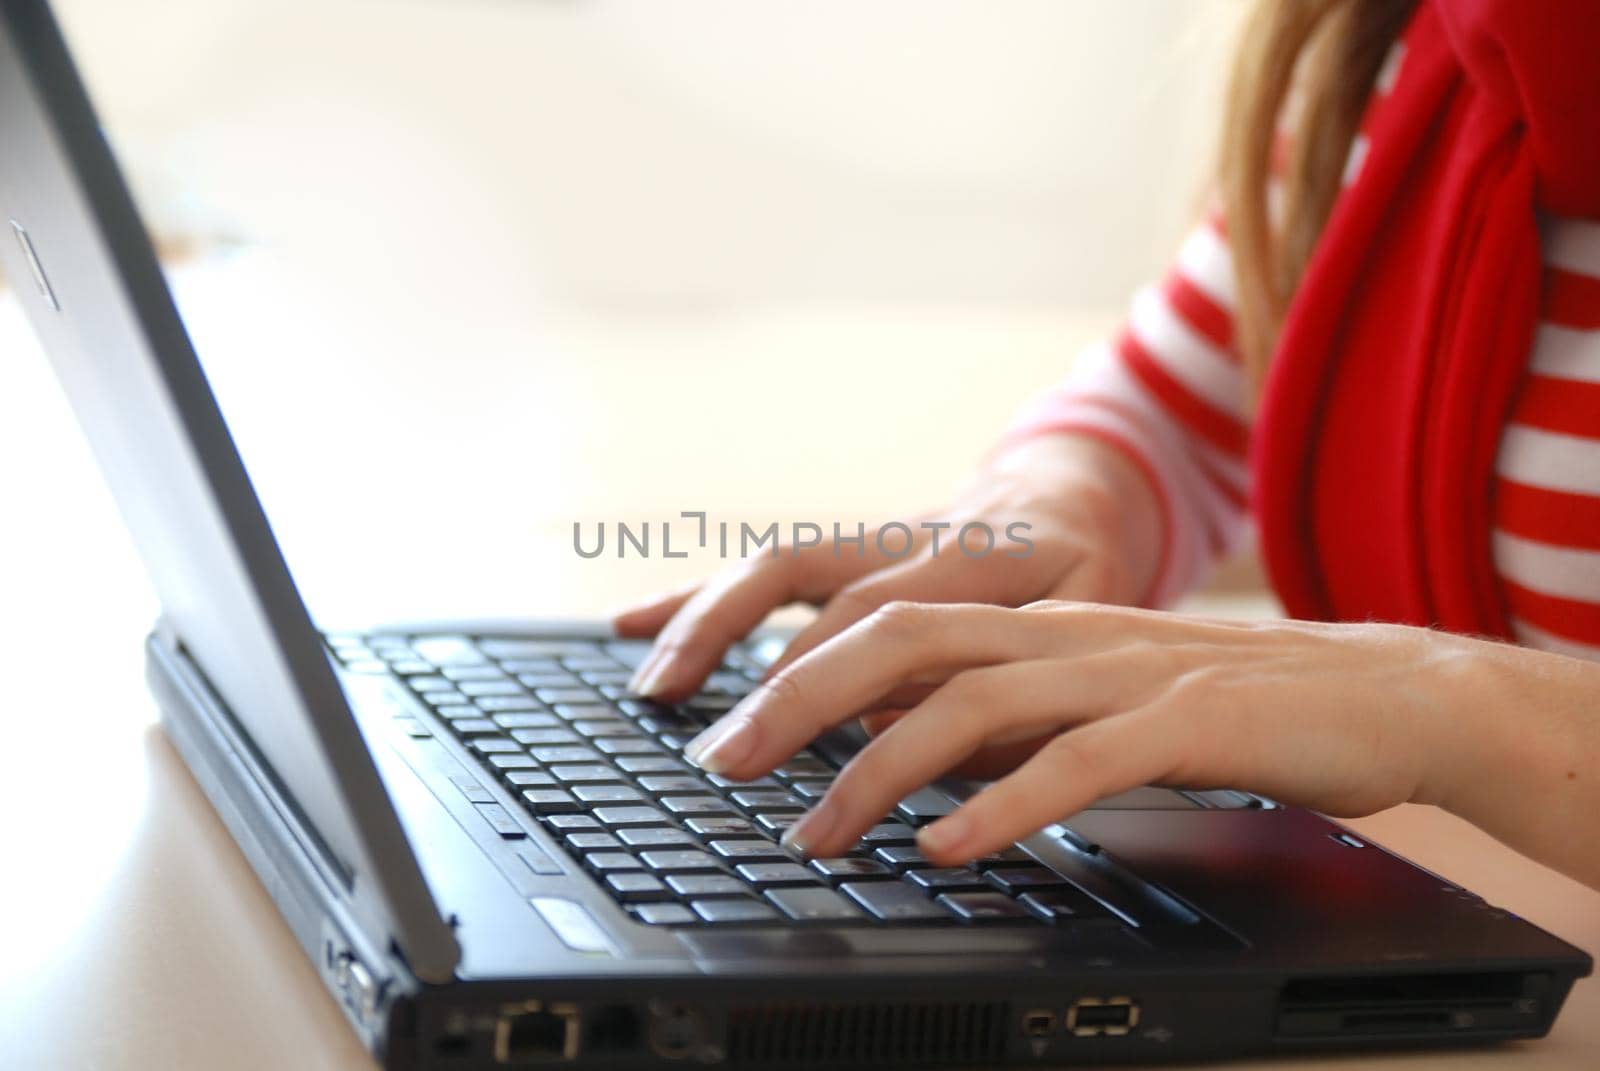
[1416,637,1600,884]
[984,431,1165,604]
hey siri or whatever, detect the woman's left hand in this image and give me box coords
[681,601,1599,884]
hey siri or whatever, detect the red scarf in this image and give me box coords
[1253,0,1600,635]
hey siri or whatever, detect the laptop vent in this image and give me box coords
[724,1000,1008,1065]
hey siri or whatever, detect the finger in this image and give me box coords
[629,535,895,698]
[684,601,1072,778]
[861,709,1057,778]
[763,546,1049,680]
[780,655,1161,858]
[611,582,701,638]
[685,601,1156,779]
[915,707,1194,865]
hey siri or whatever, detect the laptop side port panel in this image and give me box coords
[1275,971,1555,1043]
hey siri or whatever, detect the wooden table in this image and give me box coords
[0,255,1593,1068]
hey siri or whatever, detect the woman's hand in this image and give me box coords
[679,601,1600,889]
[615,433,1165,700]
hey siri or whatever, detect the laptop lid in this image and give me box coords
[0,0,459,979]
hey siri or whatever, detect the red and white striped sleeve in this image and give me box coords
[1001,217,1253,607]
[1491,218,1600,660]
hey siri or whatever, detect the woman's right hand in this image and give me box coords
[614,432,1166,703]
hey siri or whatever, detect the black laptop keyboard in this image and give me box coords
[327,633,1115,929]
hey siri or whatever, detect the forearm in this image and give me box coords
[1419,640,1600,889]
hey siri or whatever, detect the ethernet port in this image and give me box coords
[1067,996,1140,1038]
[494,1001,580,1063]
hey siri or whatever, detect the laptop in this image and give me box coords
[0,2,1589,1067]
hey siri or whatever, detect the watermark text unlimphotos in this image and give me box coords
[573,512,1033,561]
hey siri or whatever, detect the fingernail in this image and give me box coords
[916,813,969,858]
[628,652,669,697]
[780,806,836,861]
[683,715,758,775]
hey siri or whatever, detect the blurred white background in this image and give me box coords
[5,0,1250,625]
[56,0,1239,308]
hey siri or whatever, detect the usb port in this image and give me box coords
[1066,996,1140,1037]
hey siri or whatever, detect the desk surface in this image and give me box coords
[0,256,1594,1069]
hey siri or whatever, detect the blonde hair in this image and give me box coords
[1219,0,1417,384]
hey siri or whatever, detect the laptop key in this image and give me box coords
[550,764,620,784]
[412,636,487,665]
[533,744,604,763]
[517,673,580,690]
[511,728,581,746]
[637,776,707,796]
[936,892,1034,923]
[537,687,602,704]
[906,868,990,893]
[574,721,638,739]
[606,873,670,902]
[765,886,863,922]
[459,680,525,698]
[497,658,564,675]
[633,903,696,926]
[594,806,670,828]
[503,770,559,790]
[584,852,643,873]
[729,790,804,812]
[638,850,724,874]
[789,781,831,803]
[618,698,679,719]
[449,718,501,736]
[709,840,789,863]
[842,881,952,922]
[895,787,957,824]
[667,874,749,898]
[984,867,1069,895]
[706,774,780,790]
[616,756,689,775]
[562,655,620,672]
[810,857,893,881]
[544,814,602,831]
[735,863,821,888]
[970,847,1033,868]
[475,696,544,713]
[520,790,580,816]
[616,827,697,848]
[662,796,735,816]
[551,703,616,723]
[773,756,835,780]
[480,639,595,659]
[492,712,560,729]
[596,738,665,756]
[442,666,507,681]
[691,899,781,925]
[572,784,644,804]
[874,846,933,871]
[686,696,738,716]
[858,822,918,847]
[1018,890,1099,923]
[753,814,798,837]
[684,817,755,838]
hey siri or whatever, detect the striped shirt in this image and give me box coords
[1014,44,1600,659]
